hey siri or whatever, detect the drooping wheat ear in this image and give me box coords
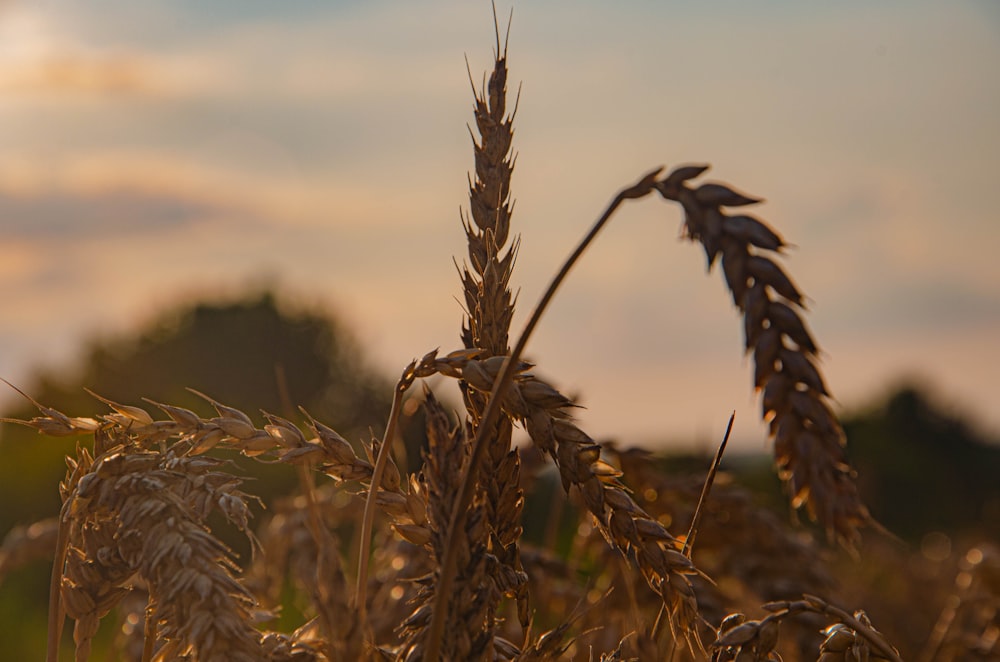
[654,166,870,545]
[398,389,492,661]
[9,382,433,659]
[452,353,704,650]
[459,16,529,631]
[58,435,264,662]
[610,446,834,632]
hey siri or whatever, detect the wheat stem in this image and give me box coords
[353,375,407,634]
[46,455,86,662]
[424,167,662,661]
[45,507,69,662]
[140,601,156,662]
[683,411,735,558]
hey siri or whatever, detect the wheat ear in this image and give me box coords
[711,595,902,662]
[459,13,529,632]
[398,389,492,661]
[654,167,870,545]
[58,435,263,661]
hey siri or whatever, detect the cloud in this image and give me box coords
[0,53,160,97]
[0,152,474,256]
[0,6,169,99]
[0,188,217,241]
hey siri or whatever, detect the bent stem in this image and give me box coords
[354,378,407,636]
[423,167,663,661]
[770,596,904,662]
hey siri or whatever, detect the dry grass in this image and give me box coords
[2,11,998,662]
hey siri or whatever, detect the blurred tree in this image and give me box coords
[0,290,395,534]
[844,385,1000,543]
[724,384,1000,544]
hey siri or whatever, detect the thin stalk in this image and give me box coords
[140,601,157,662]
[45,505,70,662]
[683,411,735,558]
[423,167,663,661]
[353,379,406,634]
[297,464,340,662]
[46,451,88,662]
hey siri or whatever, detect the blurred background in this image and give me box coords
[1,0,999,658]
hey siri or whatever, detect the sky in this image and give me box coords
[1,0,998,452]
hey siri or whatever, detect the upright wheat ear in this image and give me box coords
[458,19,529,635]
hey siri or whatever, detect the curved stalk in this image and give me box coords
[353,380,407,636]
[423,167,662,661]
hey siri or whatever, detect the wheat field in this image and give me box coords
[1,12,998,662]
